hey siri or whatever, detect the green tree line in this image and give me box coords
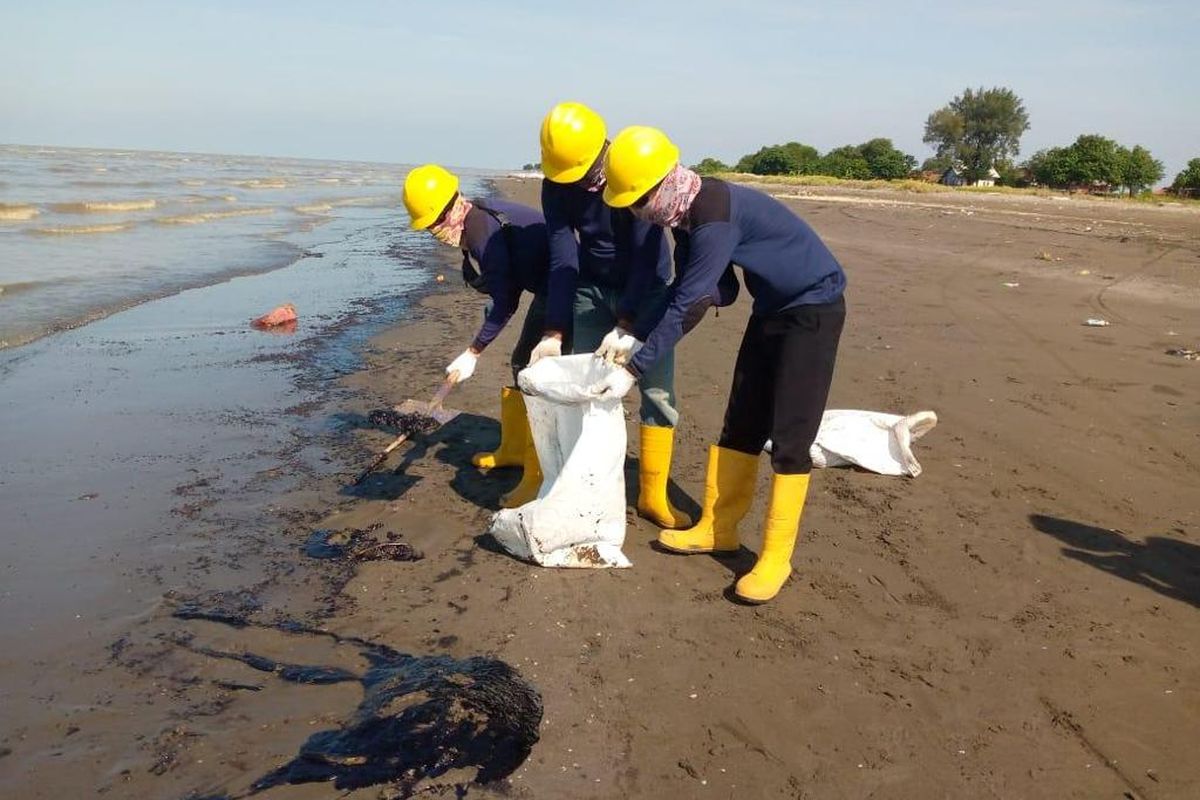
[694,138,916,180]
[688,86,1196,195]
[1026,135,1164,194]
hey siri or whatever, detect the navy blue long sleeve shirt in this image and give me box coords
[461,199,550,352]
[540,179,672,334]
[629,179,846,376]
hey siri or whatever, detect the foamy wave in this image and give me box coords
[294,203,333,214]
[0,203,40,221]
[179,179,206,187]
[51,199,158,214]
[29,222,132,235]
[179,193,240,205]
[316,178,341,184]
[232,178,289,189]
[154,207,275,225]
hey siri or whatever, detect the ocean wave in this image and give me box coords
[316,178,341,184]
[232,178,289,189]
[0,203,40,221]
[178,193,240,205]
[179,179,207,187]
[29,222,132,235]
[50,199,158,214]
[154,207,275,225]
[294,203,333,214]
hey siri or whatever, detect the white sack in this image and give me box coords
[487,355,630,568]
[766,410,938,477]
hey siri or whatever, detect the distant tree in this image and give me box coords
[1172,158,1200,192]
[780,142,822,175]
[859,138,917,180]
[752,146,801,175]
[521,162,537,171]
[1068,134,1123,187]
[1118,145,1164,195]
[734,152,757,173]
[732,145,796,175]
[733,142,821,176]
[1026,148,1076,188]
[923,87,1030,182]
[692,157,730,175]
[819,145,873,179]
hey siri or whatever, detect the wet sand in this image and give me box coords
[3,177,1198,799]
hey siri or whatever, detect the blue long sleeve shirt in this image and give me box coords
[540,179,672,334]
[461,199,550,352]
[629,179,846,376]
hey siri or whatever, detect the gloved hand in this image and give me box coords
[590,366,637,398]
[594,326,643,366]
[446,349,478,382]
[528,335,562,365]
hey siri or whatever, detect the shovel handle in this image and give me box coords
[353,432,411,484]
[430,372,459,410]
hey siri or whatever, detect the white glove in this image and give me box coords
[594,326,643,366]
[590,367,637,398]
[446,349,478,382]
[528,335,562,365]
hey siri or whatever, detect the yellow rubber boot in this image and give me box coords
[500,437,542,508]
[472,387,527,469]
[658,445,758,553]
[637,425,693,529]
[735,473,810,604]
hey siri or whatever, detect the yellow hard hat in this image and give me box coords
[403,164,459,230]
[540,102,607,184]
[602,126,680,208]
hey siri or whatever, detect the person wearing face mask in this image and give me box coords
[402,164,553,508]
[535,101,691,530]
[594,126,847,604]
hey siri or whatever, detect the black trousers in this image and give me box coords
[719,296,845,474]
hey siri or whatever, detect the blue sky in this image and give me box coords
[2,1,1197,179]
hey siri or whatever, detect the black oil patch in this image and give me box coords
[173,609,541,799]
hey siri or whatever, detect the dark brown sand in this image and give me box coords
[4,178,1198,799]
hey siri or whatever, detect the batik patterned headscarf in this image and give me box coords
[429,194,473,247]
[634,164,702,228]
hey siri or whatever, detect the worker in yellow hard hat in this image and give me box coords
[402,164,557,507]
[592,126,848,604]
[535,101,690,530]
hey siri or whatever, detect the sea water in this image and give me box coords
[0,144,456,348]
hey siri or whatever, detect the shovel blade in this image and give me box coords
[392,398,460,427]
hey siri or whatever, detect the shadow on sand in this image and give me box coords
[1030,514,1199,609]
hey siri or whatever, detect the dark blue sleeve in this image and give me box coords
[469,235,521,352]
[615,214,663,327]
[541,180,579,334]
[628,221,737,376]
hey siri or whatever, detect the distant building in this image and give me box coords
[940,164,1001,187]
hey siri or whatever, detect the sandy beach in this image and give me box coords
[3,176,1198,799]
